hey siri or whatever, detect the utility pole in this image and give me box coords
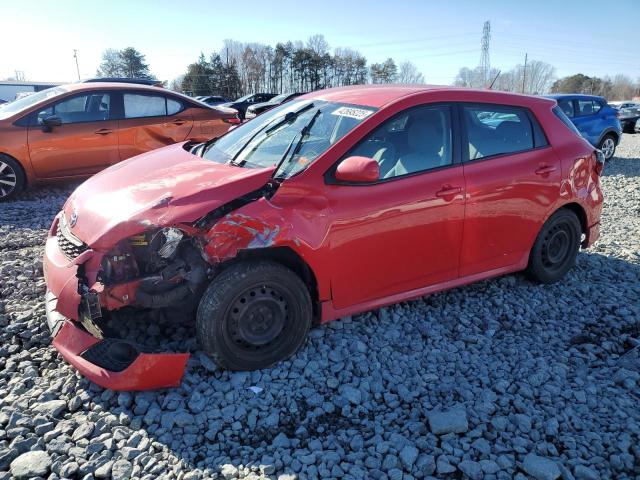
[73,50,81,81]
[522,53,528,94]
[479,21,491,87]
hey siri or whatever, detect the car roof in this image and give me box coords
[58,82,205,106]
[546,93,606,101]
[301,84,555,108]
[62,82,168,92]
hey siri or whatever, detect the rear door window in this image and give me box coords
[576,99,601,116]
[557,99,575,118]
[463,105,538,160]
[124,94,166,118]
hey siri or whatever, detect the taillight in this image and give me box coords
[593,150,605,176]
[223,116,241,125]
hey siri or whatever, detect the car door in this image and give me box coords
[325,104,465,309]
[460,103,561,277]
[116,91,194,160]
[27,91,119,178]
[571,99,601,145]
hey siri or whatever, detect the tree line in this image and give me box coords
[175,35,424,98]
[92,43,639,101]
[453,62,639,100]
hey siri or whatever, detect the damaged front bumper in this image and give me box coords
[43,222,190,391]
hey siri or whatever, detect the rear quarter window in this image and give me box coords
[552,106,582,137]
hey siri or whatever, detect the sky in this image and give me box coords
[1,0,638,86]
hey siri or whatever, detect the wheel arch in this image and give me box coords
[560,202,587,235]
[539,201,588,249]
[598,128,619,146]
[227,246,321,323]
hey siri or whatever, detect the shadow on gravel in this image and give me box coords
[66,249,639,477]
[603,154,640,178]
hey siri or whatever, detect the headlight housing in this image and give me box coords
[99,227,186,284]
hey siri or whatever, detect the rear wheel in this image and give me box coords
[598,134,616,160]
[0,155,25,202]
[527,209,581,284]
[196,261,312,370]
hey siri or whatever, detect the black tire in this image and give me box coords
[527,209,581,284]
[0,154,26,202]
[598,134,616,160]
[196,261,312,370]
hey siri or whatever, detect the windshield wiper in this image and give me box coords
[196,136,220,156]
[229,103,315,166]
[273,108,321,179]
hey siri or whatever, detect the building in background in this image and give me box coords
[0,81,62,102]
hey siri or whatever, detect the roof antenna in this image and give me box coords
[488,70,501,90]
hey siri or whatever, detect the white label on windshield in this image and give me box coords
[331,106,373,120]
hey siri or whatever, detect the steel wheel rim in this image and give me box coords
[601,138,615,159]
[541,223,573,270]
[223,284,291,354]
[0,161,17,198]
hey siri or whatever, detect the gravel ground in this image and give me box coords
[1,134,639,480]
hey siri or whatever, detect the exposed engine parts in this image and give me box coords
[95,228,210,312]
[135,244,208,309]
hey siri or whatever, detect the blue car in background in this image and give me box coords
[546,94,622,159]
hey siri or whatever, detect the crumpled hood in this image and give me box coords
[63,142,275,250]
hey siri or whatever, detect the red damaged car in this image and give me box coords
[43,85,604,390]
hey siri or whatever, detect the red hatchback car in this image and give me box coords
[43,85,604,390]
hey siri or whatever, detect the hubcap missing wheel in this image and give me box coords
[228,287,288,348]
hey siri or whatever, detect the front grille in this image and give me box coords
[56,222,89,259]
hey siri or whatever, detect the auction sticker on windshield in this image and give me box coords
[331,106,374,120]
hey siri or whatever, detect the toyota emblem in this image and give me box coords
[69,210,78,228]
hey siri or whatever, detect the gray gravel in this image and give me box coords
[1,134,639,479]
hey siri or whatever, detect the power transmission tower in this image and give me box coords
[479,21,491,87]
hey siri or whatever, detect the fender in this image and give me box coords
[201,188,333,302]
[596,127,620,146]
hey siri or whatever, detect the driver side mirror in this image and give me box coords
[41,115,62,133]
[334,156,379,183]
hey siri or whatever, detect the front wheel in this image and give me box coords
[196,261,312,371]
[527,209,581,284]
[598,134,616,160]
[0,155,26,202]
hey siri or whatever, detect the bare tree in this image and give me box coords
[307,34,329,56]
[397,61,425,84]
[455,59,555,94]
[454,67,483,88]
[96,49,124,77]
[521,60,555,94]
[607,74,637,100]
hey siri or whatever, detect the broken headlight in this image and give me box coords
[99,228,187,284]
[156,227,183,259]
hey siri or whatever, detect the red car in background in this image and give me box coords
[43,85,604,390]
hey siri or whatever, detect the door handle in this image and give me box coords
[172,119,186,126]
[94,128,113,135]
[435,186,462,198]
[535,165,557,175]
